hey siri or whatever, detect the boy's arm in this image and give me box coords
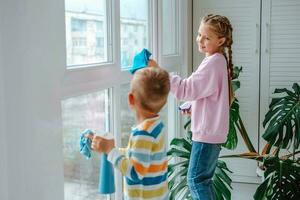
[118,147,127,155]
[107,133,154,181]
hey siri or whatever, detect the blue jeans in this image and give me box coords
[187,141,221,200]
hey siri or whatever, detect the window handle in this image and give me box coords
[255,23,259,54]
[265,23,270,54]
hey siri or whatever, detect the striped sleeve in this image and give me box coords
[118,147,127,155]
[108,120,167,182]
[107,133,155,181]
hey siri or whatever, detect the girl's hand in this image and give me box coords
[91,135,115,154]
[181,110,191,116]
[148,59,159,68]
[179,102,191,116]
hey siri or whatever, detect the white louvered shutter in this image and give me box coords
[260,0,300,148]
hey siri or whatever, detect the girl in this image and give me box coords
[170,14,234,199]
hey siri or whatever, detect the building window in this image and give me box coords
[65,0,108,66]
[95,20,103,32]
[71,18,87,32]
[72,37,87,47]
[120,0,149,69]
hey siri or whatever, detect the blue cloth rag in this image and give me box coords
[80,129,94,159]
[129,48,152,74]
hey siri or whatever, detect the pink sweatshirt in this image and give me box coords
[170,53,229,143]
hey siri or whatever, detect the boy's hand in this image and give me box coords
[91,135,115,154]
[148,59,159,68]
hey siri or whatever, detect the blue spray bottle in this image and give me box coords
[80,130,115,196]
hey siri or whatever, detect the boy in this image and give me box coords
[90,66,170,200]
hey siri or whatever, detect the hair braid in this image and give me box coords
[201,14,235,105]
[227,40,233,79]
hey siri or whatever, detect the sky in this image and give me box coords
[65,0,148,20]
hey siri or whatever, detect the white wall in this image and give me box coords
[0,3,8,198]
[0,1,192,199]
[1,0,66,199]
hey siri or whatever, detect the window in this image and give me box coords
[65,0,109,67]
[120,84,135,147]
[62,1,184,199]
[123,38,128,46]
[72,37,87,56]
[96,37,104,57]
[72,37,87,47]
[120,0,149,69]
[96,37,104,48]
[71,18,87,32]
[95,21,103,32]
[62,90,112,200]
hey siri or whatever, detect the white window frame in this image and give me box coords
[0,34,8,200]
[61,0,189,199]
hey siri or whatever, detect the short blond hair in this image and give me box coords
[131,67,170,114]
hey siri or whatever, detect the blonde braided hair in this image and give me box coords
[201,14,235,105]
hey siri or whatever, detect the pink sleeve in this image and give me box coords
[170,61,219,101]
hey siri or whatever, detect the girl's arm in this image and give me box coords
[170,61,219,101]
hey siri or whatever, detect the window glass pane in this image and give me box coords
[160,104,169,142]
[162,0,178,56]
[120,84,135,147]
[65,0,108,67]
[62,90,113,200]
[120,84,168,147]
[120,0,149,69]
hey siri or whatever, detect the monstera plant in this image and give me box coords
[167,67,300,200]
[253,83,300,200]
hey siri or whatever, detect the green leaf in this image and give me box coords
[213,175,231,200]
[168,160,189,178]
[184,119,191,130]
[217,160,233,173]
[223,99,240,150]
[232,80,240,92]
[253,175,270,200]
[180,187,192,200]
[170,138,192,152]
[292,83,300,94]
[254,157,300,200]
[214,167,232,188]
[232,66,242,80]
[168,160,189,172]
[222,117,238,150]
[262,83,300,150]
[168,168,188,190]
[214,184,225,200]
[169,177,188,200]
[167,148,190,159]
[212,160,233,200]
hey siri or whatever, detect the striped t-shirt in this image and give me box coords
[107,116,169,200]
